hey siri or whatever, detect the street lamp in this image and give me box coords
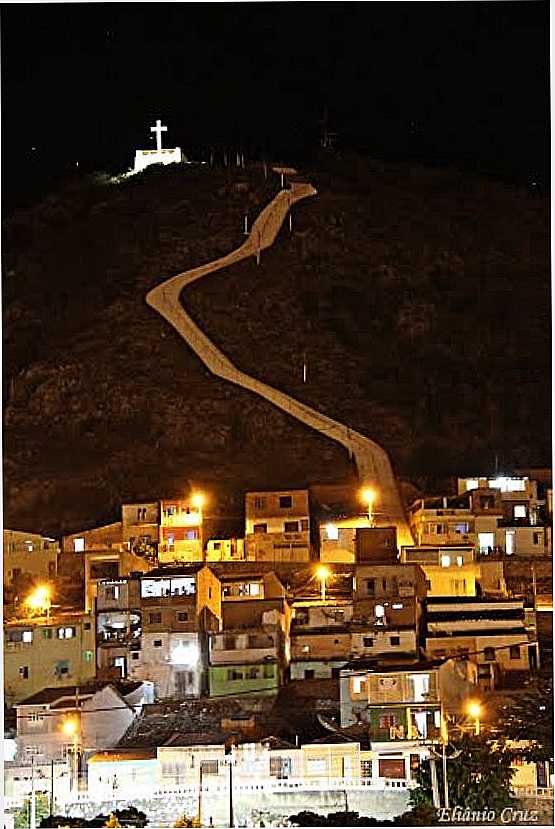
[467,701,482,735]
[62,719,79,792]
[25,585,51,618]
[360,488,376,526]
[316,566,330,602]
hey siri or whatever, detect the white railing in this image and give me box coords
[512,785,554,800]
[61,776,416,806]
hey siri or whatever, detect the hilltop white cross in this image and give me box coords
[150,119,168,152]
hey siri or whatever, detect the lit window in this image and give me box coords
[326,524,339,540]
[22,631,33,643]
[440,555,450,568]
[19,666,29,679]
[375,604,385,619]
[253,524,267,534]
[254,497,266,510]
[514,505,527,519]
[456,556,464,567]
[73,538,85,553]
[392,603,404,610]
[465,480,479,491]
[352,677,366,694]
[84,651,94,662]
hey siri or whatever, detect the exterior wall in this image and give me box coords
[290,631,351,661]
[85,551,150,612]
[209,630,279,665]
[4,615,96,706]
[477,560,507,596]
[421,564,479,597]
[301,743,361,781]
[350,629,417,658]
[87,756,158,800]
[289,660,347,680]
[208,662,278,696]
[159,499,203,563]
[206,538,245,561]
[3,530,59,587]
[197,566,222,625]
[319,518,369,564]
[495,525,548,557]
[128,631,203,698]
[353,564,427,603]
[62,523,123,554]
[245,490,310,562]
[134,147,182,173]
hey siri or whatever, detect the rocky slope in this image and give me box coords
[3,156,550,538]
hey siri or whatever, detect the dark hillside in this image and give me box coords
[2,157,550,536]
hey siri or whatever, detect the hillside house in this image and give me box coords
[245,490,311,562]
[4,612,96,707]
[3,530,59,593]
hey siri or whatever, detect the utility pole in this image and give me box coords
[30,756,36,829]
[442,742,449,809]
[50,759,55,817]
[429,756,441,808]
[228,760,234,828]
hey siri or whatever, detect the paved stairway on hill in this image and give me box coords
[146,173,411,544]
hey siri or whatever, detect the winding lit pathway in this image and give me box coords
[146,175,411,544]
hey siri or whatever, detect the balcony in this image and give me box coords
[161,512,201,528]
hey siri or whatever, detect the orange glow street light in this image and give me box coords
[62,719,79,791]
[25,585,51,618]
[316,566,330,602]
[360,488,377,526]
[467,701,482,735]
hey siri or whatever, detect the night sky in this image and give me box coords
[1,1,550,206]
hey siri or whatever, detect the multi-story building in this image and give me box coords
[95,575,143,680]
[3,530,59,594]
[289,603,354,680]
[400,545,482,597]
[124,566,222,698]
[121,501,160,557]
[4,612,96,707]
[206,537,245,562]
[319,522,398,564]
[208,598,291,697]
[339,658,477,776]
[14,681,153,765]
[353,563,426,630]
[423,597,539,689]
[159,497,204,564]
[245,490,311,562]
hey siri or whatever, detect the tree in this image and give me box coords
[497,676,554,762]
[409,734,515,813]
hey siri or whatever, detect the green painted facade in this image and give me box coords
[208,663,278,697]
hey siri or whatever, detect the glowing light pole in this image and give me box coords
[317,566,330,603]
[360,488,376,527]
[62,719,79,793]
[25,585,52,618]
[191,492,205,562]
[467,701,482,735]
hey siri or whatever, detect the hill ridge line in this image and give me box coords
[145,174,411,544]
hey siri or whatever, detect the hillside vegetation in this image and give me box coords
[2,156,550,537]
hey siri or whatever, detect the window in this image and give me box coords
[177,612,189,622]
[58,627,75,639]
[533,532,542,545]
[279,496,292,509]
[153,639,163,648]
[186,530,198,541]
[392,603,404,610]
[379,714,398,729]
[456,556,464,567]
[48,562,56,578]
[200,761,219,775]
[55,660,69,676]
[248,667,259,679]
[304,669,315,679]
[254,497,266,510]
[514,505,527,519]
[426,580,432,590]
[361,760,372,778]
[22,631,33,643]
[19,666,29,679]
[132,652,140,660]
[25,746,41,756]
[301,519,309,532]
[213,542,221,550]
[352,677,366,695]
[263,664,274,679]
[307,758,326,774]
[284,521,299,532]
[366,579,376,597]
[390,636,400,646]
[253,523,267,534]
[479,496,495,510]
[509,646,520,660]
[454,522,469,534]
[105,585,120,600]
[440,555,450,568]
[43,628,53,639]
[484,647,495,661]
[84,650,94,662]
[149,612,162,624]
[363,637,374,647]
[73,538,85,552]
[28,712,44,724]
[270,756,292,779]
